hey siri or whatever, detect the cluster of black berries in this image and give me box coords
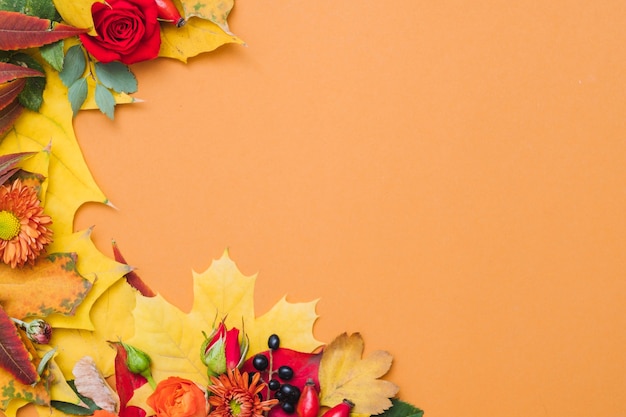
[252,334,301,414]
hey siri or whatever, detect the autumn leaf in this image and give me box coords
[0,11,87,50]
[125,250,321,407]
[0,151,34,184]
[179,0,234,34]
[158,16,243,62]
[318,333,399,417]
[0,63,44,84]
[50,277,137,380]
[0,305,38,385]
[0,253,91,319]
[72,356,120,413]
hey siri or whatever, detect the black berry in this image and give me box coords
[281,402,295,414]
[278,365,294,380]
[280,384,300,402]
[252,354,269,371]
[268,334,280,350]
[268,379,281,391]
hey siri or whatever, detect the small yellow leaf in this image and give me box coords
[319,333,399,417]
[52,0,96,32]
[159,17,244,62]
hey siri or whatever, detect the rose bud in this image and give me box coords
[121,342,157,388]
[11,318,52,344]
[201,320,249,377]
[25,319,52,344]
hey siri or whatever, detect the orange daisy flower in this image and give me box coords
[0,179,52,268]
[208,369,278,417]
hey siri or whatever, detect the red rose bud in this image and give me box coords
[25,319,52,344]
[122,342,156,388]
[155,0,186,27]
[201,320,249,377]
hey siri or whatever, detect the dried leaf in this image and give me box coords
[0,11,87,50]
[72,356,120,413]
[319,333,399,417]
[0,304,38,385]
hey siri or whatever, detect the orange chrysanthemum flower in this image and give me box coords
[0,179,52,268]
[208,369,278,417]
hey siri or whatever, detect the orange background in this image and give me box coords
[73,1,626,416]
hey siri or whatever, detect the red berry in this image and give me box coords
[320,399,354,417]
[296,378,320,417]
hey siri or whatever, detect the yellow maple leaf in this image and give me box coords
[318,333,399,417]
[126,250,321,407]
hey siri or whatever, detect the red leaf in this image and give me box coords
[0,150,35,185]
[0,99,23,137]
[242,347,323,416]
[0,78,26,112]
[0,62,43,84]
[112,241,156,297]
[110,341,148,416]
[0,304,38,385]
[0,11,87,51]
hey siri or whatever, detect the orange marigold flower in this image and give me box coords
[208,369,278,417]
[0,179,52,268]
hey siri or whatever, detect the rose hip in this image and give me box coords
[320,399,354,417]
[296,379,320,417]
[154,0,185,27]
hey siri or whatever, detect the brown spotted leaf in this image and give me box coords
[0,304,38,385]
[0,253,92,319]
[0,11,87,50]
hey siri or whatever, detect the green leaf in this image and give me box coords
[50,401,97,416]
[374,399,424,417]
[12,53,45,111]
[39,40,64,72]
[94,61,138,94]
[0,0,59,20]
[59,44,86,88]
[67,77,87,115]
[94,83,115,120]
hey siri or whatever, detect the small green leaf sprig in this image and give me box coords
[59,44,138,119]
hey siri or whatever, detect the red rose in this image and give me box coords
[79,0,161,65]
